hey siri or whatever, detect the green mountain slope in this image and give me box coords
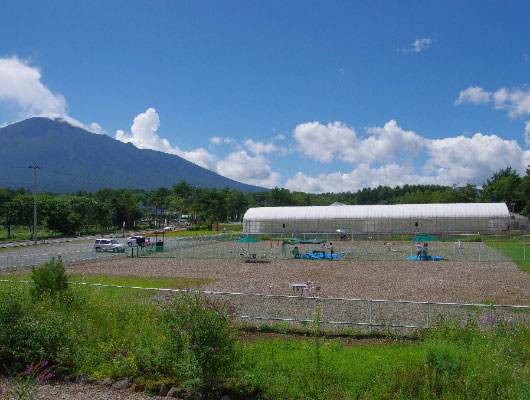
[0,117,266,193]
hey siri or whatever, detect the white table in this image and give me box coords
[290,283,307,295]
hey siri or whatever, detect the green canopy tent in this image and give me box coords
[237,236,260,251]
[412,234,436,242]
[283,238,326,245]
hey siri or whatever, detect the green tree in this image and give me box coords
[481,167,522,211]
[226,190,247,221]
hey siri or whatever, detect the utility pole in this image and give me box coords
[29,165,41,245]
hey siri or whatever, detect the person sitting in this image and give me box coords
[291,246,300,259]
[422,243,429,259]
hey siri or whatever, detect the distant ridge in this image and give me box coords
[0,117,266,193]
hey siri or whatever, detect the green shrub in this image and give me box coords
[0,287,73,372]
[160,292,238,388]
[425,341,463,374]
[30,257,68,299]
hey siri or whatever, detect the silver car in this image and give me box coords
[93,239,126,252]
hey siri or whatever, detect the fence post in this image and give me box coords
[157,289,161,304]
[524,244,526,262]
[489,303,493,324]
[369,299,373,333]
[478,245,481,262]
[259,295,264,319]
[122,287,125,302]
[426,303,430,328]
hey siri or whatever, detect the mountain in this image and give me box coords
[0,117,266,193]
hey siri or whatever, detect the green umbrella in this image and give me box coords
[237,236,260,253]
[412,234,436,242]
[237,236,260,243]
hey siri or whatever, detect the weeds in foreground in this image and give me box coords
[0,280,529,399]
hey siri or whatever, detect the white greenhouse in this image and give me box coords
[242,203,511,234]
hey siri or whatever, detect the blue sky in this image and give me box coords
[1,0,530,192]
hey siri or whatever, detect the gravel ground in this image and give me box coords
[64,256,530,305]
[32,383,153,400]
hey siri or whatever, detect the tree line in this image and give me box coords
[1,166,529,237]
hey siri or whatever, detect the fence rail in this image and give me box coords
[2,280,528,331]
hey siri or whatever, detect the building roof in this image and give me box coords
[243,203,509,221]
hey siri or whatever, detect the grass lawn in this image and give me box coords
[486,241,530,272]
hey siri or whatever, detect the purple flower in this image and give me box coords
[8,376,14,382]
[195,344,200,349]
[172,328,178,331]
[45,373,54,379]
[42,361,49,367]
[37,373,45,381]
[286,373,291,378]
[0,385,3,394]
[157,351,163,355]
[212,348,216,353]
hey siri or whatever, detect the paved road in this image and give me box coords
[0,236,131,269]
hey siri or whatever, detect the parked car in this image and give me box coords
[126,236,150,246]
[94,239,126,252]
[164,225,176,231]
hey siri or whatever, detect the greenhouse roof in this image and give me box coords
[243,203,510,221]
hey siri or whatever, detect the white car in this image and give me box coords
[93,239,126,252]
[164,226,176,231]
[126,236,150,246]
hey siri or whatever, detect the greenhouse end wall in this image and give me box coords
[242,203,511,234]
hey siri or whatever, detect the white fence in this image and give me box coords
[3,280,528,331]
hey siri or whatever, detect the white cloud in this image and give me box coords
[426,133,530,184]
[455,86,492,105]
[210,136,222,145]
[115,108,216,169]
[293,121,358,163]
[492,87,530,119]
[293,120,424,164]
[216,151,280,188]
[244,139,277,155]
[343,120,425,163]
[286,164,437,193]
[398,38,433,54]
[116,108,280,187]
[286,118,530,193]
[0,56,105,134]
[0,56,66,116]
[209,136,234,146]
[456,85,530,120]
[39,113,107,134]
[525,122,530,145]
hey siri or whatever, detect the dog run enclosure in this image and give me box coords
[134,234,519,263]
[242,203,511,234]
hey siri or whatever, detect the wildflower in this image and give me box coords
[8,376,14,381]
[286,373,291,378]
[212,348,216,353]
[157,351,163,355]
[42,361,49,367]
[45,373,54,379]
[0,385,2,394]
[37,373,45,381]
[195,344,200,349]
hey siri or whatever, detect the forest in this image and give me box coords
[1,166,529,237]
